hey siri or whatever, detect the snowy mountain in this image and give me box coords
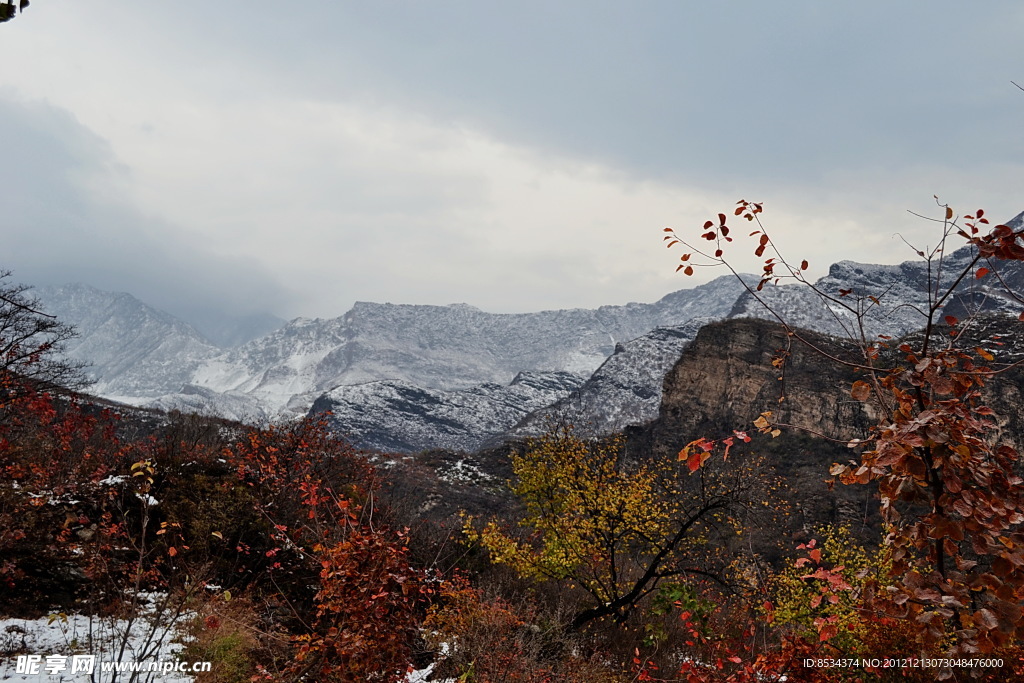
[33,284,220,402]
[33,275,748,422]
[184,274,750,417]
[310,371,584,453]
[32,211,1024,453]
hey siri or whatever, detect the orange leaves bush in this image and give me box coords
[226,417,436,681]
[0,380,151,609]
[663,200,1024,673]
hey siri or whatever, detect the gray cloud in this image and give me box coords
[135,1,1024,184]
[1,2,1023,323]
[0,95,295,323]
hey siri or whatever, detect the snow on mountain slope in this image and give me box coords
[33,284,220,401]
[502,319,711,441]
[144,385,270,423]
[727,209,1024,338]
[309,371,585,453]
[32,275,747,421]
[187,274,750,416]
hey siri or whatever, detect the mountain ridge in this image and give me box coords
[35,274,749,420]
[27,211,1024,453]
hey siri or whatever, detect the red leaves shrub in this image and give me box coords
[292,528,428,681]
[0,379,149,609]
[2,379,438,677]
[226,417,434,680]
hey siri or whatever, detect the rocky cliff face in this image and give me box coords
[630,315,1024,541]
[651,320,873,442]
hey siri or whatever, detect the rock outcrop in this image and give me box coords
[629,315,1024,544]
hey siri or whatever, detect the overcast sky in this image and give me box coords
[2,2,1023,324]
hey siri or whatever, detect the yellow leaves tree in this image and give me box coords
[465,425,780,631]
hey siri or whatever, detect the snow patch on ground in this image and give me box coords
[438,459,493,484]
[405,662,455,682]
[0,594,193,682]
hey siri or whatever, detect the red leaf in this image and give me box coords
[686,452,702,473]
[976,267,989,279]
[944,315,958,326]
[975,608,999,631]
[851,381,871,401]
[800,259,808,270]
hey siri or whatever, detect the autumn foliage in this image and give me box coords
[464,426,782,635]
[215,417,435,681]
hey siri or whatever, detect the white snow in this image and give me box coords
[405,662,455,683]
[438,459,494,484]
[0,593,194,683]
